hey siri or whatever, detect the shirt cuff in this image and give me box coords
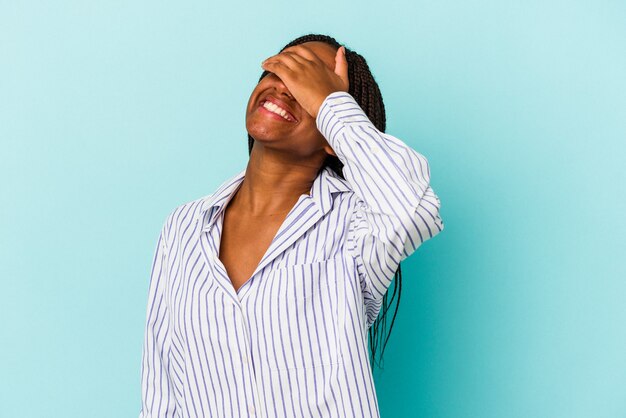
[315,91,371,147]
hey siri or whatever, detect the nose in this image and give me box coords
[278,85,293,101]
[272,75,293,100]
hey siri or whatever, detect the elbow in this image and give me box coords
[413,187,444,245]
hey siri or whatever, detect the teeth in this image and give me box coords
[263,101,292,121]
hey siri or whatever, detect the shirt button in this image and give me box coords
[248,405,255,414]
[242,353,248,364]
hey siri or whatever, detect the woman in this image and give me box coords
[140,33,444,418]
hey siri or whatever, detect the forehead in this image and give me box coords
[283,42,337,69]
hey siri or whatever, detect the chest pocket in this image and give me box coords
[263,256,344,371]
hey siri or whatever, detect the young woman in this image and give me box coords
[140,33,444,418]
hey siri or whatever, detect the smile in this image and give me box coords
[259,100,297,122]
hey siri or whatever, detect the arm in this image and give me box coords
[139,218,177,417]
[316,91,444,327]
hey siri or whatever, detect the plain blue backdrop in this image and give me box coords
[1,1,624,417]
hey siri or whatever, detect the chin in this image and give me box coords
[246,128,280,144]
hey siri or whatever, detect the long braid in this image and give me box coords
[248,33,401,370]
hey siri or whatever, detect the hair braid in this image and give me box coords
[248,33,401,371]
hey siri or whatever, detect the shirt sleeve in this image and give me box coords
[316,91,445,327]
[139,217,177,417]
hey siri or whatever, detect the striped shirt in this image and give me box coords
[139,91,444,417]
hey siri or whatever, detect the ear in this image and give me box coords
[323,143,337,157]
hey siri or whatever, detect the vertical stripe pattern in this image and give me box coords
[139,91,444,417]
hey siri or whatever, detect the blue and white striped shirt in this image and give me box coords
[139,91,444,417]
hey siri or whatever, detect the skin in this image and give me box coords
[218,41,350,291]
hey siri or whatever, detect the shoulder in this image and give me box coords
[160,193,212,243]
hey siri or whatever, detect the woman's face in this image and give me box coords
[245,41,338,160]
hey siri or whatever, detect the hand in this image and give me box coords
[260,45,349,119]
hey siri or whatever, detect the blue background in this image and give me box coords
[1,1,624,417]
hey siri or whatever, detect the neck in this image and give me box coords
[228,147,323,217]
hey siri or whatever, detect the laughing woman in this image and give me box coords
[139,33,444,418]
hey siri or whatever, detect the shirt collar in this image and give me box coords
[196,165,352,232]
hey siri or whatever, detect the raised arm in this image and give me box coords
[316,91,444,327]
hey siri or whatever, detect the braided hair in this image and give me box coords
[248,33,402,370]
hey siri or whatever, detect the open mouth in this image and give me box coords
[258,98,297,122]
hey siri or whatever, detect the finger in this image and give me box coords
[261,53,278,64]
[272,51,304,68]
[261,60,294,78]
[335,46,349,88]
[262,50,299,69]
[281,50,310,66]
[283,44,324,65]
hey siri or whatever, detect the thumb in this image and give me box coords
[334,46,349,90]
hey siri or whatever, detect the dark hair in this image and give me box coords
[248,33,402,370]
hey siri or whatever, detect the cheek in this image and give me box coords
[296,128,327,152]
[245,96,257,114]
